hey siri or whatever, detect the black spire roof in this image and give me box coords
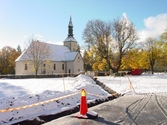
[64,16,77,42]
[68,16,73,27]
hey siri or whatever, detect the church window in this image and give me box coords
[43,64,46,74]
[62,64,64,70]
[54,64,56,70]
[25,63,27,70]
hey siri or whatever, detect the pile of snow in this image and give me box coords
[0,74,109,125]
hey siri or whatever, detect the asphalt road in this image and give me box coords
[42,93,167,125]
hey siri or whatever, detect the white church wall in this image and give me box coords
[73,53,84,74]
[15,61,35,75]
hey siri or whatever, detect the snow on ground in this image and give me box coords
[0,73,167,124]
[0,74,109,125]
[97,73,167,94]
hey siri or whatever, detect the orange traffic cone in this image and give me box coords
[80,89,88,115]
[76,89,88,118]
[75,89,98,119]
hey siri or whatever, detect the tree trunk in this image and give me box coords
[150,60,155,74]
[112,68,118,73]
[105,58,118,73]
[35,70,38,78]
[150,65,154,74]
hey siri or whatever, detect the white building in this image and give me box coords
[15,17,84,75]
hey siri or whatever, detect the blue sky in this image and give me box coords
[0,0,167,50]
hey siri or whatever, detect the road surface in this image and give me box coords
[42,93,167,125]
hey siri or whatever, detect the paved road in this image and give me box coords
[43,93,167,125]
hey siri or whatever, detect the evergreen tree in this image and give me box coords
[17,45,22,52]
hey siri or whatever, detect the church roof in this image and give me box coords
[64,36,77,43]
[64,52,78,61]
[15,42,78,62]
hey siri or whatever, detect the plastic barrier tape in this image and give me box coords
[0,84,133,113]
[0,92,80,113]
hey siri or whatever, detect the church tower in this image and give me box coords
[63,16,78,51]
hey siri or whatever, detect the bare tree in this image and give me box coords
[83,17,138,73]
[83,19,112,67]
[24,39,51,77]
[111,17,138,72]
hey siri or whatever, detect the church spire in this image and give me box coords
[68,16,73,37]
[64,16,77,51]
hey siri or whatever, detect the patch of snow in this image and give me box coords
[0,74,109,124]
[0,73,167,124]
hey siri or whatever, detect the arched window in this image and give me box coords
[43,64,46,74]
[54,64,56,70]
[62,64,64,70]
[25,63,27,70]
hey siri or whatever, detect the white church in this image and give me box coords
[15,17,84,75]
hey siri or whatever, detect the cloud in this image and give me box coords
[123,12,127,19]
[33,34,44,41]
[138,13,167,42]
[24,34,44,41]
[47,41,63,45]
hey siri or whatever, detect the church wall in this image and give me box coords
[15,61,72,75]
[33,61,66,75]
[66,62,74,74]
[66,53,84,74]
[15,53,84,75]
[48,61,66,75]
[65,54,84,74]
[15,61,36,75]
[64,41,77,51]
[74,53,84,73]
[15,61,23,75]
[72,42,78,51]
[64,42,70,50]
[71,41,78,51]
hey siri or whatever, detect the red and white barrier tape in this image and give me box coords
[0,92,80,113]
[0,83,133,113]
